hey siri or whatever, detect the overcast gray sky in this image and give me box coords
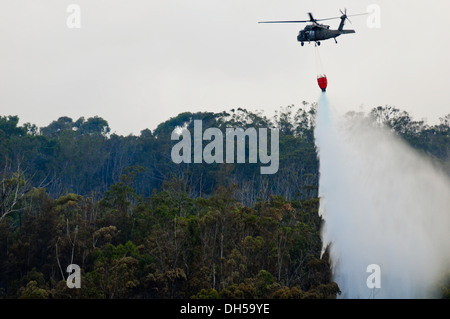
[1,0,449,135]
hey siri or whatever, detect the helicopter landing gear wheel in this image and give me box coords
[317,41,321,46]
[301,42,304,46]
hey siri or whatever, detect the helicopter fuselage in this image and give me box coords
[297,24,353,44]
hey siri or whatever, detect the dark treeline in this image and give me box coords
[0,104,448,299]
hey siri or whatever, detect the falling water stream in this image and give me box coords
[314,93,450,298]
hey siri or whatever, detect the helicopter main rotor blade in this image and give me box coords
[346,13,369,17]
[258,12,368,24]
[314,13,367,21]
[258,17,339,24]
[314,16,341,21]
[258,20,309,24]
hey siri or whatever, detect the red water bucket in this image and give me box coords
[317,75,327,92]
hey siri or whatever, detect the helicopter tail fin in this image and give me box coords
[338,15,347,31]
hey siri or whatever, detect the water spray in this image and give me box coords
[314,94,450,298]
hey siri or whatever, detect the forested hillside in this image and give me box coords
[0,104,448,299]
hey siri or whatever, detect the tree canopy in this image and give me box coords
[0,105,448,299]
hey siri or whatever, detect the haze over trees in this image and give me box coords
[0,104,448,299]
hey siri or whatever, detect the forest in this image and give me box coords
[0,103,449,299]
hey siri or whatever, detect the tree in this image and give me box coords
[0,115,26,138]
[0,162,31,223]
[18,281,50,299]
[40,116,75,138]
[77,116,110,136]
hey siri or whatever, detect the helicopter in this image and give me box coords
[259,9,366,46]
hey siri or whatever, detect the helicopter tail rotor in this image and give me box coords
[338,8,367,31]
[340,8,352,24]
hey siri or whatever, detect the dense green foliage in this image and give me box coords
[0,105,448,299]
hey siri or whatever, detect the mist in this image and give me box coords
[314,93,450,298]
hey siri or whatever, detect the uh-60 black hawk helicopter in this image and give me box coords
[259,9,366,46]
